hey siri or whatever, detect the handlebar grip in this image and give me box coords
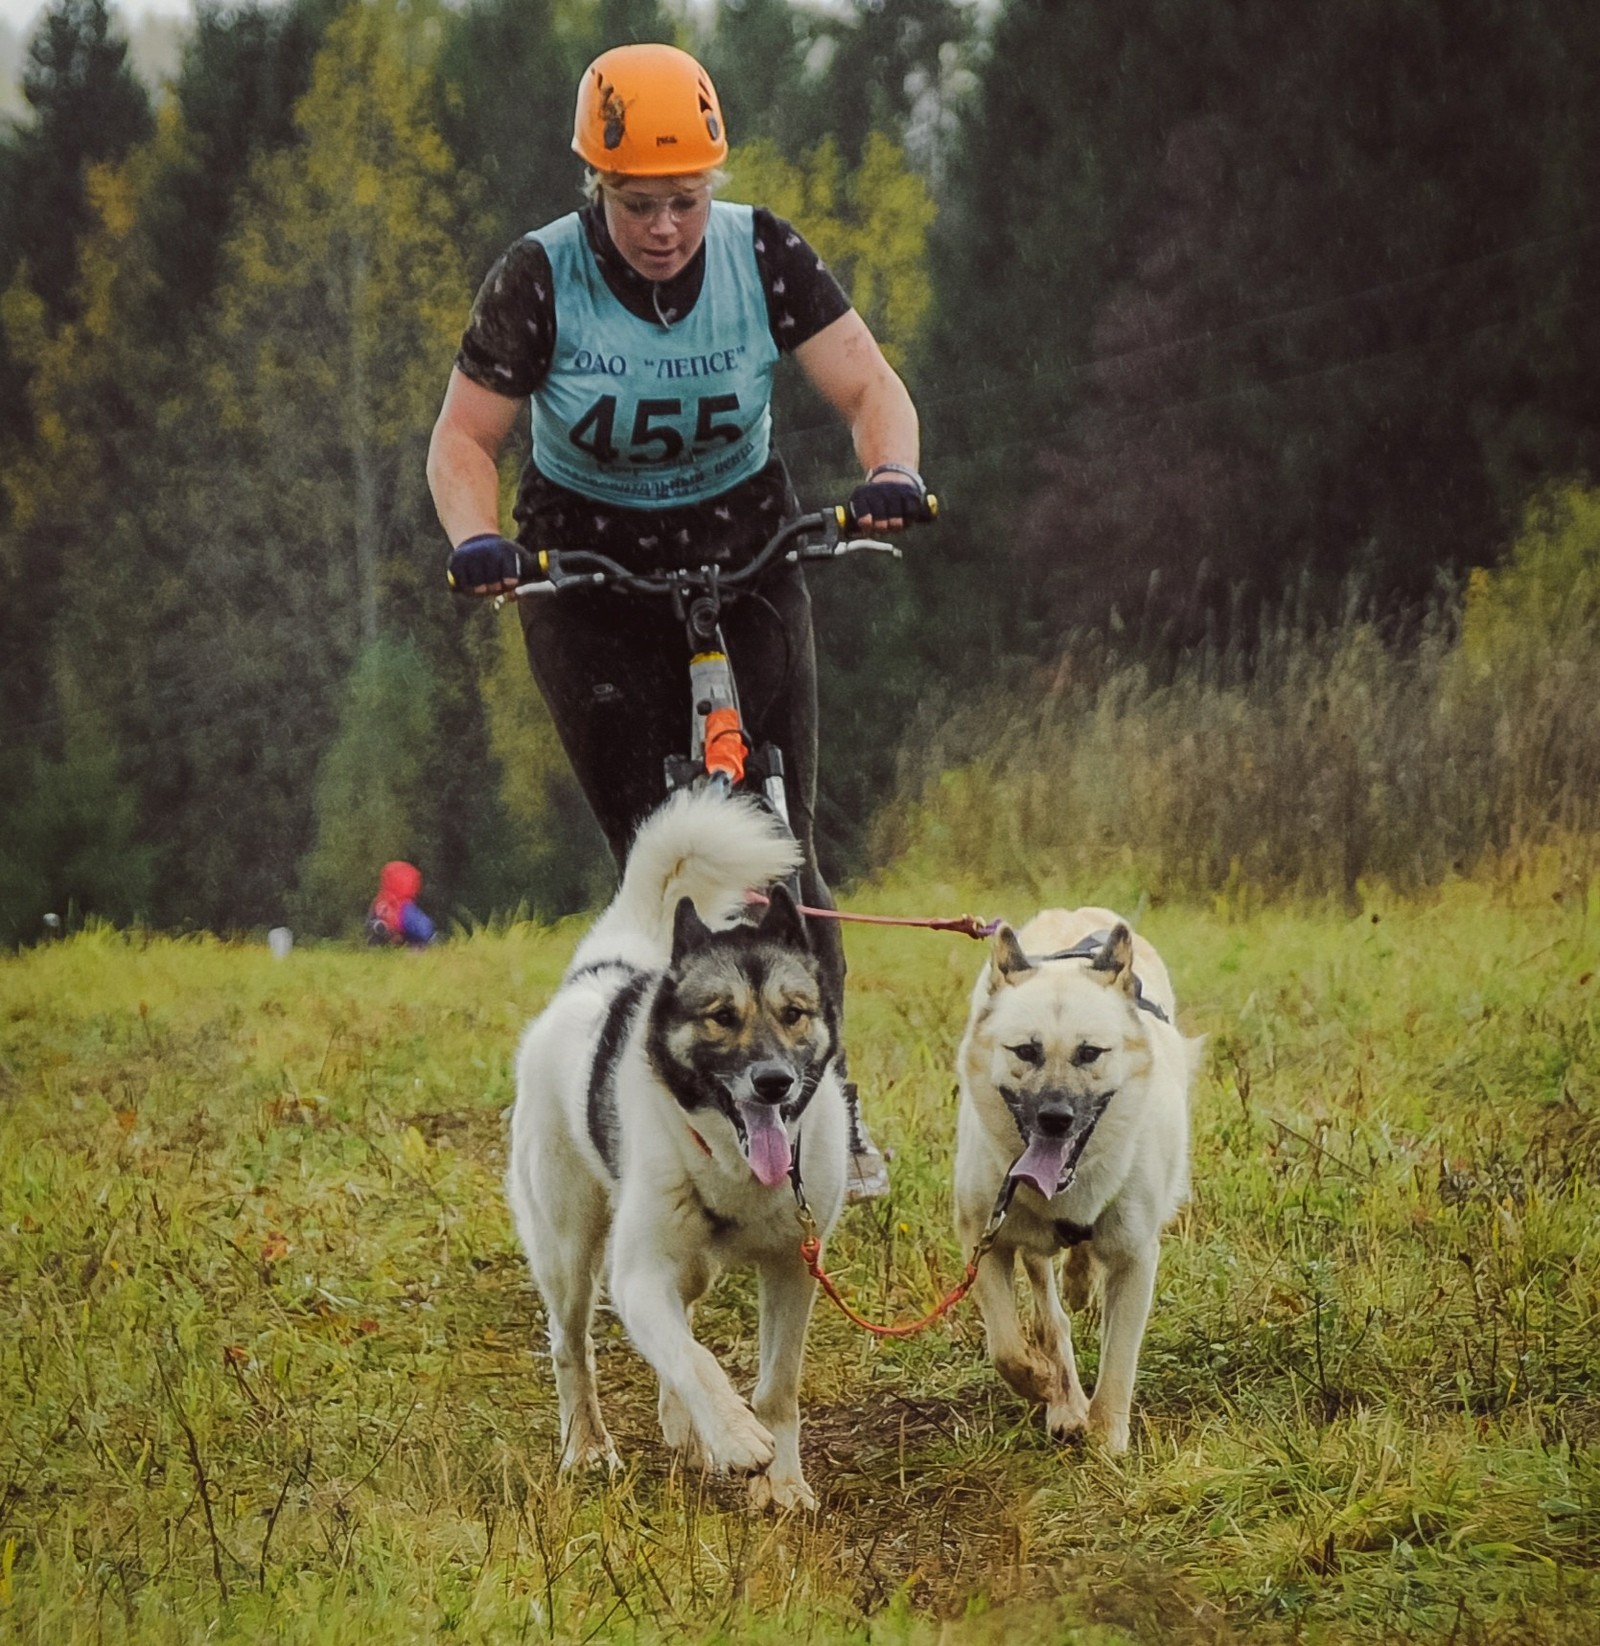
[838,493,940,529]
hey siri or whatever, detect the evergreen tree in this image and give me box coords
[297,637,441,935]
[589,0,674,52]
[0,2,149,928]
[0,0,345,939]
[922,0,1600,657]
[724,131,937,872]
[145,0,476,928]
[2,0,152,330]
[699,0,811,156]
[808,0,968,172]
[0,0,152,790]
[0,0,151,481]
[702,0,970,171]
[0,663,155,946]
[0,276,58,787]
[434,0,578,270]
[140,0,342,335]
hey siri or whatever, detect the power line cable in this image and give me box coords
[777,217,1600,448]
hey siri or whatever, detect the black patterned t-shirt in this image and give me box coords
[454,205,852,564]
[457,204,851,396]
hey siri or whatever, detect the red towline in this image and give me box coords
[800,1233,986,1339]
[743,890,1000,942]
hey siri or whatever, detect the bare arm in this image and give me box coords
[426,367,522,546]
[793,310,922,530]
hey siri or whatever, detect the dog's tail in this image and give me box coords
[575,790,802,965]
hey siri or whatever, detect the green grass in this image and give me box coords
[3,872,1600,1643]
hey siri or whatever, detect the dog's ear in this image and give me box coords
[757,883,810,950]
[990,924,1033,989]
[670,896,714,964]
[1090,922,1136,995]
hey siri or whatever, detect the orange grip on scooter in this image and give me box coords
[704,706,747,783]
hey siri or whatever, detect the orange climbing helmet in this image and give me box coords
[572,43,729,176]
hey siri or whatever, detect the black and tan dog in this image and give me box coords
[505,790,846,1510]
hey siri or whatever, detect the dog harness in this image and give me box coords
[1029,930,1172,1024]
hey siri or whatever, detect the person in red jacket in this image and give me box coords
[366,861,438,948]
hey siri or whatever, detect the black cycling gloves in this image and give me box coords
[846,464,935,530]
[447,533,524,591]
[447,474,937,593]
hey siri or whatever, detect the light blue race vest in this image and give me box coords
[528,202,780,508]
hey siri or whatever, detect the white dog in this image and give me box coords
[505,790,847,1511]
[954,907,1199,1453]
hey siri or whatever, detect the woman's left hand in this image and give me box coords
[847,474,935,533]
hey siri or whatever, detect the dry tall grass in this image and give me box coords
[881,486,1600,906]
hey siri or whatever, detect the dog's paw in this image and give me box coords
[994,1350,1059,1406]
[1086,1397,1131,1455]
[658,1390,707,1465]
[748,1469,817,1514]
[701,1404,776,1476]
[560,1431,621,1474]
[1046,1396,1090,1443]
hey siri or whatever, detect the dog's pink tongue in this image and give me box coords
[1009,1135,1069,1200]
[738,1101,792,1187]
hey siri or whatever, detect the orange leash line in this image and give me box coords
[789,1157,1015,1341]
[798,1236,985,1339]
[744,890,1001,942]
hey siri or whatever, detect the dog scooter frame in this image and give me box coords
[510,505,908,834]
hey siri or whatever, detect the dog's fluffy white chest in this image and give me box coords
[615,1059,847,1269]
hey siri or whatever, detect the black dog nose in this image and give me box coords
[1035,1105,1073,1138]
[750,1062,796,1105]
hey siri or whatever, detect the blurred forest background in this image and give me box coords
[2,0,1598,945]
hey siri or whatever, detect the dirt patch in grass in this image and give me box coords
[802,1393,1029,1612]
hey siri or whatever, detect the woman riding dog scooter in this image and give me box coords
[426,43,935,1199]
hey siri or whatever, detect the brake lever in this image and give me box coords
[492,576,576,610]
[788,537,902,562]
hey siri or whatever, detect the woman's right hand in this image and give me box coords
[446,533,525,595]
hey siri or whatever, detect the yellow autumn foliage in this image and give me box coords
[1458,484,1600,673]
[723,132,936,370]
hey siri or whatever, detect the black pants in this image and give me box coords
[517,561,848,1022]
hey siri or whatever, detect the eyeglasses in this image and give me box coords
[604,188,710,224]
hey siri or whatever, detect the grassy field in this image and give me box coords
[3,868,1600,1644]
